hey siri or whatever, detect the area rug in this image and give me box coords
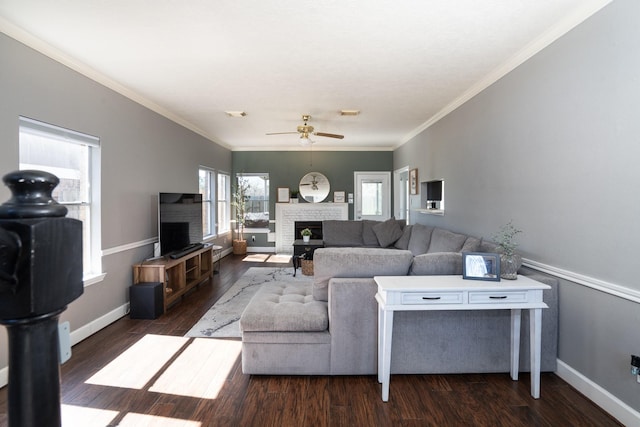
[185,267,311,338]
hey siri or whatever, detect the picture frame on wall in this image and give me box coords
[334,191,345,203]
[409,168,419,195]
[277,187,290,203]
[462,252,501,281]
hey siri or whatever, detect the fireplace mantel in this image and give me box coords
[275,203,348,253]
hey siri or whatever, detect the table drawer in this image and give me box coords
[401,291,464,305]
[468,291,529,304]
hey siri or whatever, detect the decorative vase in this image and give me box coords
[500,254,522,280]
[233,239,247,255]
[302,235,310,243]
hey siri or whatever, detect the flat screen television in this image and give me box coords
[158,192,203,256]
[426,180,443,201]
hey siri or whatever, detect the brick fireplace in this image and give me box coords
[275,203,348,253]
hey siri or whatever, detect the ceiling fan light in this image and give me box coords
[299,136,313,146]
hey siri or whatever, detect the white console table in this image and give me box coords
[374,275,550,402]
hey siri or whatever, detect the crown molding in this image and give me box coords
[0,17,231,150]
[396,0,614,149]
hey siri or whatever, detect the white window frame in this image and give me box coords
[18,116,103,285]
[217,172,231,235]
[199,167,216,238]
[236,173,270,232]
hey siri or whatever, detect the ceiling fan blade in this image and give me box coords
[266,132,298,135]
[314,132,344,139]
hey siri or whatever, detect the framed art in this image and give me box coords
[409,168,418,195]
[277,187,290,203]
[334,191,345,203]
[462,252,501,281]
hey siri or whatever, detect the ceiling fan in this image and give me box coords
[300,174,320,190]
[266,115,344,144]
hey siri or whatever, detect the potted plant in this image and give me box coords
[492,220,523,280]
[232,177,250,255]
[300,227,312,243]
[290,190,299,203]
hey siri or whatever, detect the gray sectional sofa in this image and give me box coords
[240,219,558,376]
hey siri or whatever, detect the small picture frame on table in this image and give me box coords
[409,168,419,195]
[462,252,501,281]
[277,187,290,203]
[334,191,345,203]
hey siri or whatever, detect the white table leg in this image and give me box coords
[530,308,543,398]
[377,304,383,384]
[380,309,394,402]
[510,309,521,381]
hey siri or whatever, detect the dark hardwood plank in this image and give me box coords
[0,255,623,426]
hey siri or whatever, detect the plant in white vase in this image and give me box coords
[492,221,523,280]
[300,227,312,242]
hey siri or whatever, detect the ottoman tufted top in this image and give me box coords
[240,282,329,332]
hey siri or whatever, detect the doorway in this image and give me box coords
[354,171,391,221]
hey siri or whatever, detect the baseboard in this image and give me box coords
[70,303,129,346]
[0,303,129,389]
[247,246,276,253]
[556,359,640,426]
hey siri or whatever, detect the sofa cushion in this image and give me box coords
[410,252,463,275]
[372,218,404,248]
[240,282,328,332]
[362,220,380,246]
[313,248,413,301]
[427,228,468,253]
[407,223,434,255]
[323,220,364,247]
[394,225,412,250]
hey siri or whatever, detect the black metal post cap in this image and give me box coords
[0,170,68,218]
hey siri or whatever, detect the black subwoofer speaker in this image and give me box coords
[129,282,163,319]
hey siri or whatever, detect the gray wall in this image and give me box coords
[0,34,231,370]
[395,0,640,412]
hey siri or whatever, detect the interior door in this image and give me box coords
[354,171,391,221]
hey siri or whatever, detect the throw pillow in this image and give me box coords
[394,224,412,250]
[460,236,482,252]
[372,218,403,248]
[362,220,380,246]
[427,228,468,253]
[407,223,434,256]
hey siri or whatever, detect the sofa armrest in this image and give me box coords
[328,278,378,375]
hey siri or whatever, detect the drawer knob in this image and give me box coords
[489,296,508,299]
[422,296,441,300]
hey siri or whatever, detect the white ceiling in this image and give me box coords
[0,0,611,151]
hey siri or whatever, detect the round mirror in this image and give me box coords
[299,172,330,203]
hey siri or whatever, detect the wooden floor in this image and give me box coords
[0,255,622,426]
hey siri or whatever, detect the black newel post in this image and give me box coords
[0,170,84,427]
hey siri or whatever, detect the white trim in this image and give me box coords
[0,303,129,389]
[523,258,640,304]
[0,366,6,389]
[396,0,614,148]
[69,303,129,346]
[556,360,640,426]
[0,17,229,150]
[83,272,106,288]
[101,237,158,257]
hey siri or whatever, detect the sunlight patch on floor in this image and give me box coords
[266,254,291,263]
[242,254,270,262]
[85,335,189,389]
[150,338,242,399]
[61,404,119,427]
[118,413,202,426]
[242,253,291,263]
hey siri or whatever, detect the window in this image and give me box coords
[19,117,102,282]
[199,168,215,237]
[217,172,230,234]
[236,173,269,229]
